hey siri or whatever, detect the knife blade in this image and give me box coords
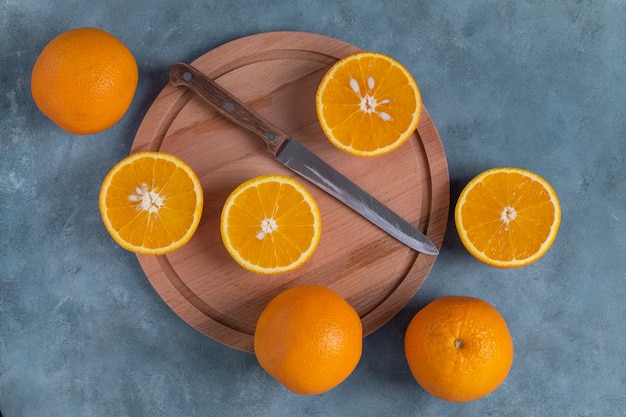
[168,62,438,255]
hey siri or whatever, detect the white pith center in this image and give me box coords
[350,76,393,121]
[257,218,278,240]
[501,206,517,231]
[129,183,164,214]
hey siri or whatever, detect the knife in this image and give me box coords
[168,62,438,256]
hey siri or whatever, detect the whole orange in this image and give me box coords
[254,285,362,395]
[404,296,514,402]
[31,27,138,135]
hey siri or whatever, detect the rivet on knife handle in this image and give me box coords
[169,62,289,155]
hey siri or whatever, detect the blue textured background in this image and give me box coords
[1,1,625,415]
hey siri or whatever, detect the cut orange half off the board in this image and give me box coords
[220,174,322,274]
[454,167,561,268]
[99,152,204,255]
[316,52,422,157]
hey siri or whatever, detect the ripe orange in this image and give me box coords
[455,167,561,268]
[220,175,321,274]
[404,296,514,402]
[316,52,422,157]
[99,152,203,255]
[31,27,138,135]
[254,285,363,395]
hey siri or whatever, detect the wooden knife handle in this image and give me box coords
[168,62,290,155]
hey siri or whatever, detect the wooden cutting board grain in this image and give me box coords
[130,31,449,352]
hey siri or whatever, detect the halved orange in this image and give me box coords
[316,52,422,157]
[99,152,203,255]
[454,167,561,268]
[220,174,322,274]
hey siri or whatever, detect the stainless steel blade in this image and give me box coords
[169,62,439,255]
[277,140,438,255]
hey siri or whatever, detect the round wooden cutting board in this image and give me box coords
[131,31,449,352]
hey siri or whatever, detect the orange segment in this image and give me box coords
[454,167,561,268]
[220,175,321,274]
[316,52,422,157]
[99,152,203,255]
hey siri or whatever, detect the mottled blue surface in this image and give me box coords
[1,1,625,416]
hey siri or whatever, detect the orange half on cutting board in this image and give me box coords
[220,174,322,274]
[99,152,204,255]
[316,52,422,157]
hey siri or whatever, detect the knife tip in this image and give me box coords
[419,242,439,256]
